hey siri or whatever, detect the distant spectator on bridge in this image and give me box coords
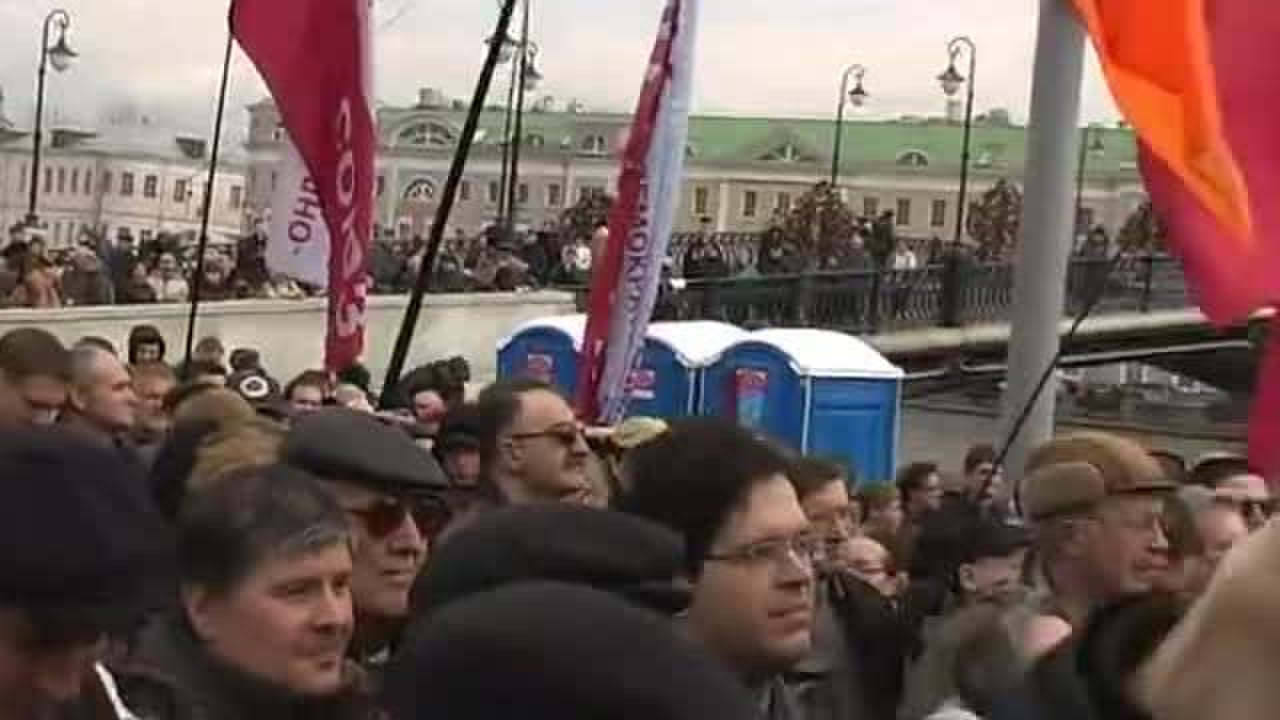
[62,247,114,307]
[119,260,158,304]
[683,235,730,279]
[10,241,62,308]
[196,252,236,302]
[148,253,189,303]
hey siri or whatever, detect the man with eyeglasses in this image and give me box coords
[619,419,815,720]
[0,327,70,428]
[282,407,449,685]
[473,378,593,506]
[0,426,170,720]
[1191,454,1274,532]
[1015,433,1175,660]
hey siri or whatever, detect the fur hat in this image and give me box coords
[1022,433,1174,522]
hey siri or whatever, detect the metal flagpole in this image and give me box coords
[182,30,234,371]
[998,0,1087,475]
[379,0,519,405]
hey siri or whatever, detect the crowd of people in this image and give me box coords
[0,317,1269,720]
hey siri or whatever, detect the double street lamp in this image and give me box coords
[25,8,78,228]
[829,63,868,189]
[487,0,543,240]
[939,36,976,246]
[1073,124,1106,249]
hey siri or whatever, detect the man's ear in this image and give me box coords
[957,563,978,594]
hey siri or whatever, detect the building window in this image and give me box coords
[56,167,66,194]
[527,134,545,148]
[44,168,52,194]
[488,181,501,204]
[174,179,189,203]
[460,180,472,201]
[578,185,605,203]
[693,186,709,216]
[896,198,912,226]
[101,171,112,194]
[143,175,159,199]
[18,164,27,193]
[930,199,947,228]
[270,171,278,191]
[272,124,286,142]
[70,169,79,195]
[743,190,758,218]
[776,191,792,214]
[896,150,930,167]
[83,169,92,195]
[376,175,385,197]
[547,183,563,207]
[517,183,530,204]
[140,229,153,243]
[580,135,607,155]
[121,172,135,197]
[396,121,456,148]
[229,185,243,210]
[863,196,879,218]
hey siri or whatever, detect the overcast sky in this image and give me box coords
[0,0,1120,139]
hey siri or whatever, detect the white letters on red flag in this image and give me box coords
[232,0,375,371]
[576,0,699,423]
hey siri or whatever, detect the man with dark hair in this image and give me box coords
[898,462,944,522]
[473,378,591,505]
[619,418,814,716]
[914,447,1003,581]
[131,361,177,455]
[0,427,170,719]
[284,369,330,414]
[0,327,70,427]
[1189,453,1272,531]
[961,444,1002,507]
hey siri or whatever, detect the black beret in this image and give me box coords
[414,505,688,617]
[0,427,171,625]
[384,583,758,720]
[283,407,448,495]
[435,404,481,452]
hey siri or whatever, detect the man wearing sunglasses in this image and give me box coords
[620,419,815,720]
[474,378,593,506]
[0,427,170,720]
[282,407,449,684]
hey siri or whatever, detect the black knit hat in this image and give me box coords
[384,582,758,720]
[0,427,172,628]
[413,504,689,617]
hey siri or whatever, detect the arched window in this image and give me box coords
[896,150,930,167]
[580,134,607,155]
[527,133,546,148]
[762,143,805,162]
[397,121,456,149]
[403,178,436,202]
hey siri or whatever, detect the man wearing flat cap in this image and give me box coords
[282,407,448,682]
[1015,432,1174,659]
[0,427,170,720]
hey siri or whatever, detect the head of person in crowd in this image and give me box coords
[118,465,360,714]
[192,335,226,369]
[0,428,169,717]
[75,336,118,356]
[619,419,815,688]
[593,416,670,498]
[62,343,138,444]
[434,403,483,489]
[285,370,330,415]
[1021,433,1174,631]
[1149,449,1188,485]
[182,359,228,387]
[283,408,448,658]
[474,378,591,505]
[131,361,177,445]
[385,583,758,720]
[861,484,905,544]
[928,602,1027,720]
[169,384,256,429]
[228,347,262,374]
[0,327,70,427]
[789,456,858,574]
[127,324,167,366]
[1171,486,1248,595]
[188,418,287,492]
[1190,453,1272,531]
[410,385,448,436]
[332,383,373,413]
[846,536,899,598]
[954,517,1032,604]
[959,443,1002,507]
[898,461,944,520]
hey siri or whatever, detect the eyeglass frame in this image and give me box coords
[704,533,824,570]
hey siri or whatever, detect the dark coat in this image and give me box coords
[111,616,378,720]
[825,572,909,720]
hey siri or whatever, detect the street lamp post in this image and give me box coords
[829,64,868,188]
[939,36,976,247]
[488,30,518,223]
[505,1,541,241]
[25,9,77,227]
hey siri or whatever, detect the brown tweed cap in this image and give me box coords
[1022,433,1176,522]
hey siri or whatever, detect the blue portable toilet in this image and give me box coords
[629,321,748,418]
[701,328,904,484]
[496,314,585,397]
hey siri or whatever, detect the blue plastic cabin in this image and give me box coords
[495,314,585,397]
[630,321,748,418]
[701,328,904,484]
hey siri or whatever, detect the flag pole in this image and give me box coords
[183,29,235,371]
[378,0,519,406]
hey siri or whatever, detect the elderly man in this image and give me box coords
[61,343,139,453]
[282,408,448,685]
[0,327,69,427]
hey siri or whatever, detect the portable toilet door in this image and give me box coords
[495,314,586,397]
[700,335,808,450]
[630,321,748,418]
[753,328,904,485]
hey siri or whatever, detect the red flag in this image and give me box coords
[232,0,375,372]
[576,0,699,423]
